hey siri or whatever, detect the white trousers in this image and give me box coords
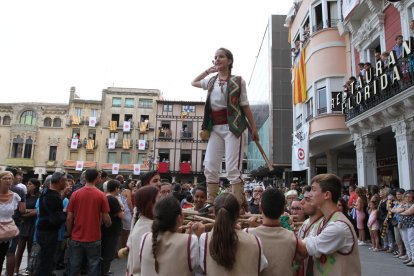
[204,124,244,185]
[400,227,414,261]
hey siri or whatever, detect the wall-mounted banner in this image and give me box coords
[108,138,116,149]
[123,121,131,132]
[133,164,141,175]
[76,161,84,171]
[71,138,79,149]
[112,163,119,175]
[292,123,309,171]
[89,117,96,127]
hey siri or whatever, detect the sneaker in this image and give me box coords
[403,259,412,264]
[373,248,380,252]
[358,241,366,246]
[406,261,414,267]
[399,255,408,259]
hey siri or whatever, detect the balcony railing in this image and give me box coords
[180,131,193,140]
[312,22,323,33]
[343,53,414,121]
[306,114,313,122]
[317,107,327,115]
[158,129,172,140]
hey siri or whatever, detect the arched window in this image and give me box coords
[44,117,52,127]
[3,115,11,125]
[20,110,37,125]
[53,118,62,127]
[24,137,33,158]
[12,136,24,158]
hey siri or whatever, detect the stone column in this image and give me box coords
[193,176,198,186]
[354,135,377,187]
[307,157,316,185]
[392,120,414,190]
[326,150,338,175]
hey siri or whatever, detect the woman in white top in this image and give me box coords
[0,171,21,275]
[126,186,159,276]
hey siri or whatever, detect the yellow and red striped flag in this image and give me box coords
[293,47,307,105]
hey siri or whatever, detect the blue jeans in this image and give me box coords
[35,231,58,276]
[68,239,101,276]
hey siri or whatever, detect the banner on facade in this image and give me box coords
[133,164,141,175]
[291,123,309,171]
[112,163,119,175]
[123,121,131,132]
[76,161,84,171]
[342,0,359,20]
[138,140,146,150]
[108,138,116,149]
[71,138,79,149]
[89,117,96,127]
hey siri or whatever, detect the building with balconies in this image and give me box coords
[153,101,208,184]
[286,0,357,185]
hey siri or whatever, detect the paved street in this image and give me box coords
[4,244,414,275]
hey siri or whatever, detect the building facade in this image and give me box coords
[247,15,292,185]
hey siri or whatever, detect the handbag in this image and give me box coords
[0,220,19,241]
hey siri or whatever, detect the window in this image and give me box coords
[140,115,149,122]
[108,152,117,163]
[88,129,96,140]
[112,97,122,107]
[111,114,120,126]
[20,110,37,125]
[182,105,195,113]
[72,128,80,139]
[181,150,192,162]
[296,114,303,130]
[12,136,24,158]
[317,87,327,115]
[331,92,343,112]
[3,116,11,125]
[306,98,314,121]
[158,149,170,162]
[163,104,173,112]
[91,109,99,117]
[121,152,130,164]
[49,146,57,161]
[53,118,61,127]
[125,98,134,108]
[327,0,339,27]
[125,114,133,122]
[44,117,52,127]
[312,3,323,32]
[137,153,146,164]
[24,137,33,158]
[123,133,131,140]
[139,99,153,108]
[75,107,82,116]
[139,133,148,140]
[86,153,94,161]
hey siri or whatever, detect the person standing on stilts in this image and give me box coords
[191,47,259,207]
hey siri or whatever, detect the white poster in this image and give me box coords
[292,123,309,171]
[123,121,131,132]
[71,138,79,149]
[112,163,120,175]
[89,116,96,127]
[75,160,84,171]
[342,0,359,20]
[108,138,116,149]
[133,164,141,175]
[138,140,146,150]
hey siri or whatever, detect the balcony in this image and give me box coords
[158,161,169,173]
[83,139,98,151]
[87,117,100,127]
[5,158,35,168]
[67,138,82,149]
[158,129,172,140]
[344,53,414,121]
[180,162,191,174]
[139,121,150,133]
[67,116,85,126]
[180,131,193,140]
[63,160,97,169]
[109,121,118,132]
[100,162,150,172]
[106,138,133,149]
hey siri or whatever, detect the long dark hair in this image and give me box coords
[141,171,159,186]
[151,196,182,273]
[134,186,158,222]
[210,193,239,271]
[207,48,234,92]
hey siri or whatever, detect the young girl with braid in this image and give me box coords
[199,193,268,275]
[191,48,259,207]
[139,196,203,275]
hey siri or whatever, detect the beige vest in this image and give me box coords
[140,231,193,276]
[247,225,297,276]
[126,216,152,276]
[298,216,324,276]
[313,212,361,276]
[204,230,261,276]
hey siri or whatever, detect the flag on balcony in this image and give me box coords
[140,121,148,132]
[123,121,131,132]
[112,163,119,175]
[108,138,116,149]
[86,139,95,150]
[138,140,146,150]
[75,160,84,171]
[72,115,80,125]
[110,121,117,131]
[89,117,96,127]
[71,138,79,149]
[293,47,307,105]
[123,139,130,149]
[133,164,141,175]
[180,111,188,119]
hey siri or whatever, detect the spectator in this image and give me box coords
[120,180,133,250]
[192,186,207,212]
[245,188,296,275]
[390,188,406,257]
[392,35,403,59]
[172,183,185,203]
[244,189,252,202]
[35,172,68,276]
[159,182,172,199]
[126,186,159,276]
[0,171,21,276]
[355,187,368,245]
[249,186,263,214]
[358,63,366,82]
[14,178,40,275]
[140,171,161,189]
[285,189,298,214]
[291,198,306,232]
[66,168,111,276]
[381,51,390,69]
[367,199,380,251]
[96,170,109,192]
[101,180,124,276]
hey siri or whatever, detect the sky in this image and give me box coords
[0,0,293,104]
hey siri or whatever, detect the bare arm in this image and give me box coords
[123,190,133,214]
[102,212,112,228]
[241,105,259,141]
[66,211,74,236]
[18,202,26,214]
[191,66,217,88]
[401,204,414,216]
